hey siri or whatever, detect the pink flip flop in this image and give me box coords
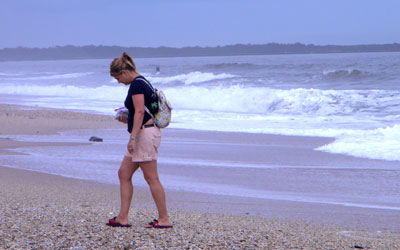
[106,216,132,228]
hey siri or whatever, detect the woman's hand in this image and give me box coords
[117,113,128,124]
[127,139,135,154]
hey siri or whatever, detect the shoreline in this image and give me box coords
[2,103,400,248]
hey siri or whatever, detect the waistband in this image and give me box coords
[141,123,155,129]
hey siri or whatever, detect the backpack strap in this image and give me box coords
[144,107,155,120]
[135,77,156,120]
[136,77,155,93]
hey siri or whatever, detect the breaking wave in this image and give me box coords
[3,72,93,80]
[147,71,235,85]
[322,69,367,80]
[203,63,265,70]
[1,83,399,118]
[166,86,400,116]
[0,84,126,101]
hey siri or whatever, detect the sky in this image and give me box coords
[1,0,399,49]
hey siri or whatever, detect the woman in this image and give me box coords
[106,52,172,229]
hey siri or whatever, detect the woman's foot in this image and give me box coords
[106,216,131,227]
[145,218,173,229]
[157,218,171,226]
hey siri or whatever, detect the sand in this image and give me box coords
[1,104,400,249]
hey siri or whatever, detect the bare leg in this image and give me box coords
[116,156,139,224]
[140,160,171,226]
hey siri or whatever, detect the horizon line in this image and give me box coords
[2,42,400,50]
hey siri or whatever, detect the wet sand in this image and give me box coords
[1,104,400,249]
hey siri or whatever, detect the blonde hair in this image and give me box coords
[110,52,137,76]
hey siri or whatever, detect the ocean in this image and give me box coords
[2,52,400,213]
[1,52,400,161]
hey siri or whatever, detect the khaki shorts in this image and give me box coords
[125,126,161,162]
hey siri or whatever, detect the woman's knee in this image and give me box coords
[118,168,132,182]
[140,161,160,185]
[118,157,138,182]
[143,174,160,186]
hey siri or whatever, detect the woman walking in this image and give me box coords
[106,52,172,229]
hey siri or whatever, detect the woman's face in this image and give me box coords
[114,70,130,85]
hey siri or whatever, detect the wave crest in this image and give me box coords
[166,86,399,116]
[0,84,126,101]
[3,72,93,80]
[322,69,366,80]
[203,63,264,70]
[1,83,398,118]
[147,71,235,85]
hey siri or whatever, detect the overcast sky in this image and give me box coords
[1,0,399,49]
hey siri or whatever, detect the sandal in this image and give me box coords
[146,219,173,229]
[106,216,132,228]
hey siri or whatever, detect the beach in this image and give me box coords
[1,104,400,249]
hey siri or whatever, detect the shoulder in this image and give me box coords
[130,76,145,87]
[129,76,149,94]
[132,75,148,84]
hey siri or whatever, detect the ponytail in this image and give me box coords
[110,52,137,76]
[122,52,136,72]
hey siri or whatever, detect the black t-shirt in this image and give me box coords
[124,76,155,133]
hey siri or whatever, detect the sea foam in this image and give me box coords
[1,53,400,163]
[0,84,126,101]
[1,83,399,118]
[165,85,400,117]
[148,71,235,85]
[318,125,400,161]
[4,72,93,80]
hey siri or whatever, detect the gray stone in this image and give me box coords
[89,136,103,142]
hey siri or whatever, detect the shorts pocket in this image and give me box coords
[153,134,161,149]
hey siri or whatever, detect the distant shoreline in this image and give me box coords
[1,42,399,61]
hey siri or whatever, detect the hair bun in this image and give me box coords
[122,52,130,58]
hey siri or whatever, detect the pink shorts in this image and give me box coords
[125,126,161,162]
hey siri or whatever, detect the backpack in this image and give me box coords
[137,78,173,128]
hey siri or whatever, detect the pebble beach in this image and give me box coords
[1,104,400,249]
[2,167,400,250]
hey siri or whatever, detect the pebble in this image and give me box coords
[89,136,103,142]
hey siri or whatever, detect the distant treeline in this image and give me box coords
[1,43,400,61]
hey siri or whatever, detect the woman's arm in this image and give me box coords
[127,94,145,153]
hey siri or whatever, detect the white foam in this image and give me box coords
[2,83,398,118]
[147,71,235,85]
[168,109,400,161]
[165,86,400,116]
[5,72,93,80]
[2,82,400,162]
[318,125,400,161]
[0,84,126,101]
[0,72,24,76]
[322,69,363,78]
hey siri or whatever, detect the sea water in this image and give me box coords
[1,52,400,161]
[2,53,400,208]
[3,128,400,212]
